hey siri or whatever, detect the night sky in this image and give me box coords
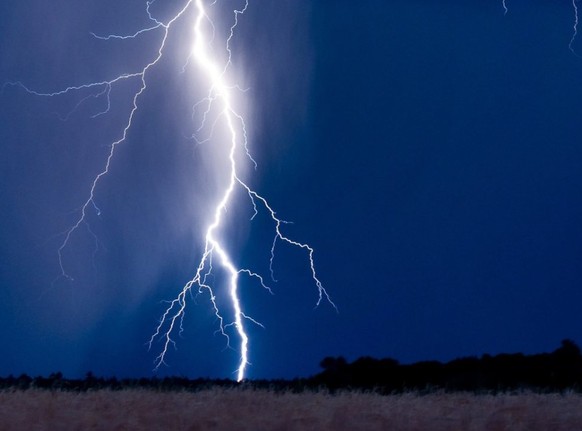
[1,0,581,380]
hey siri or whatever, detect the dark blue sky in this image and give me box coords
[1,0,581,380]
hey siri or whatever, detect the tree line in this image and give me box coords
[1,340,581,393]
[313,339,582,393]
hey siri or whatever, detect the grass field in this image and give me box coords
[1,388,581,430]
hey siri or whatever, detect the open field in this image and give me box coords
[1,389,582,430]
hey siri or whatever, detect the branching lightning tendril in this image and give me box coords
[499,0,579,54]
[570,0,580,54]
[5,0,336,382]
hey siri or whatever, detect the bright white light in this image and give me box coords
[150,0,336,382]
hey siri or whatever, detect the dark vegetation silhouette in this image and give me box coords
[1,340,581,394]
[313,339,582,393]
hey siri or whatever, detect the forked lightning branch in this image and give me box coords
[5,0,336,381]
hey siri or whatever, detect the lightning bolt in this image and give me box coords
[500,1,580,54]
[4,0,335,382]
[570,0,579,54]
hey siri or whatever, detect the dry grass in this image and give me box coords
[1,388,582,430]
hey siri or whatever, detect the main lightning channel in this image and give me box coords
[149,0,336,382]
[149,0,251,380]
